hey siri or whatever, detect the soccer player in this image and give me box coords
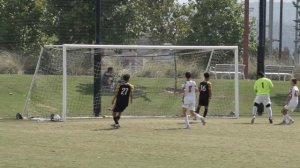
[279,78,298,125]
[182,72,205,129]
[102,67,115,87]
[251,72,274,124]
[111,74,134,129]
[195,72,212,118]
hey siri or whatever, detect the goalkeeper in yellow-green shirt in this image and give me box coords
[251,71,274,124]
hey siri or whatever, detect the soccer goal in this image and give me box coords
[23,44,240,121]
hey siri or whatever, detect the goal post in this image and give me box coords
[24,44,240,121]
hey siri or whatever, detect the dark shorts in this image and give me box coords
[198,98,209,107]
[113,104,128,113]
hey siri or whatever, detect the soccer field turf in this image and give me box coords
[1,117,300,168]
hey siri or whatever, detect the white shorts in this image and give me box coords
[182,97,196,111]
[284,101,298,112]
[254,95,271,106]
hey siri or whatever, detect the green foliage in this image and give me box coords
[181,0,244,46]
[123,0,192,44]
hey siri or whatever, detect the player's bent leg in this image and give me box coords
[266,104,273,124]
[192,111,206,126]
[279,108,288,125]
[112,112,119,127]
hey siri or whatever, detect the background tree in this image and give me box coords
[122,0,192,44]
[182,0,244,46]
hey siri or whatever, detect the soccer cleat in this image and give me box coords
[185,125,191,129]
[114,124,120,129]
[201,119,206,126]
[287,120,294,125]
[251,118,255,124]
[269,118,273,124]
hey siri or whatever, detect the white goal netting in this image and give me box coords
[23,45,240,120]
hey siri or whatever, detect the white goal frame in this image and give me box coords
[38,44,239,121]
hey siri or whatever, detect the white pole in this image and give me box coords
[234,48,239,118]
[205,50,215,72]
[63,44,237,50]
[22,47,44,118]
[62,45,67,121]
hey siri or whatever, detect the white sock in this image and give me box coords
[252,106,257,116]
[287,114,294,122]
[284,114,290,123]
[266,107,272,119]
[184,115,190,127]
[195,113,203,119]
[282,115,286,122]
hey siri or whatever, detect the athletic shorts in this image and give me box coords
[284,101,298,112]
[182,97,196,111]
[198,98,209,107]
[113,104,128,113]
[254,95,271,106]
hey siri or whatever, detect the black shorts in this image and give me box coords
[198,98,209,107]
[113,104,128,113]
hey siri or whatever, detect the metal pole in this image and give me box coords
[243,0,249,79]
[295,1,299,63]
[279,0,283,60]
[257,0,266,73]
[268,0,274,58]
[94,0,102,117]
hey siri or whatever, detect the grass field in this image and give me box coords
[1,117,300,168]
[1,74,300,118]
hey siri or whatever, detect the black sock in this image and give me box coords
[203,109,208,117]
[117,116,120,121]
[113,117,119,124]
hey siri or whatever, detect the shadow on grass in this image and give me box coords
[233,122,270,125]
[92,128,116,131]
[154,128,186,131]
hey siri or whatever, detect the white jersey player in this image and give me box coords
[182,72,205,129]
[280,78,299,125]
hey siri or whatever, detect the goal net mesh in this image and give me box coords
[24,46,240,119]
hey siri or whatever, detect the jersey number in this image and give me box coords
[262,82,264,88]
[121,88,129,95]
[200,85,206,91]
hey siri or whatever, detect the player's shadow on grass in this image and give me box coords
[176,121,200,125]
[154,128,186,131]
[92,128,116,131]
[233,122,270,125]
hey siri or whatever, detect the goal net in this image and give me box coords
[23,44,240,121]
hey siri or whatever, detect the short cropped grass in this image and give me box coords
[1,74,300,118]
[1,117,300,168]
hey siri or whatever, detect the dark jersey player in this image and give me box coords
[111,74,134,129]
[196,72,212,118]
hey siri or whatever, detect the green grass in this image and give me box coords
[1,117,300,168]
[1,74,299,118]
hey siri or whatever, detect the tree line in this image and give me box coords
[0,0,256,73]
